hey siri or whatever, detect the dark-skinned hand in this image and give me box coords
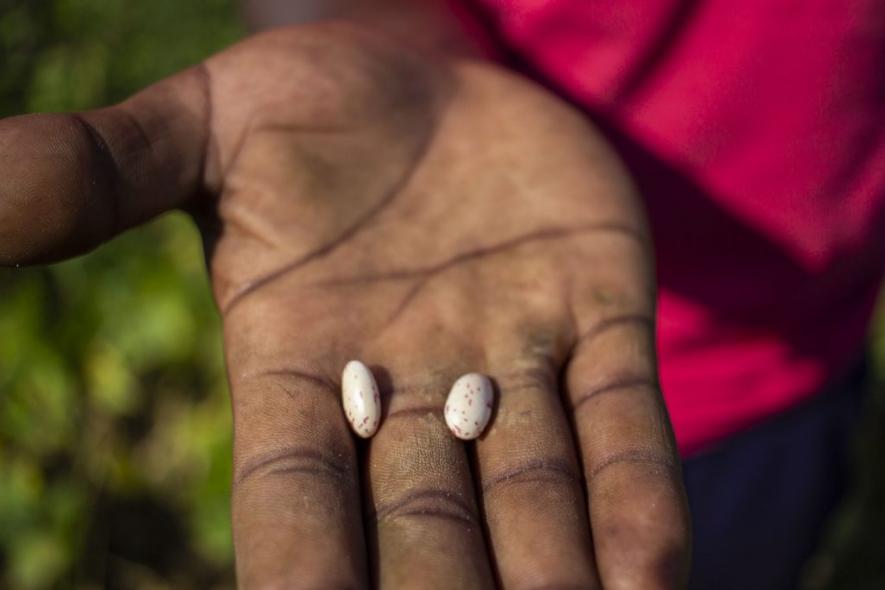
[0,24,691,589]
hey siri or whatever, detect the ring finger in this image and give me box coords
[474,333,599,588]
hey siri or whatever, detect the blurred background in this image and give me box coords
[0,1,883,588]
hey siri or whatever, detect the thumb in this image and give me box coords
[0,63,213,266]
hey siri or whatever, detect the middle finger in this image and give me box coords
[365,356,495,589]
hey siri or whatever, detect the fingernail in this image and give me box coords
[445,373,494,440]
[341,360,381,438]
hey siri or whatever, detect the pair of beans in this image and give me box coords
[341,360,494,440]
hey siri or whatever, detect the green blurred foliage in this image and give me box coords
[0,0,241,587]
[0,1,884,588]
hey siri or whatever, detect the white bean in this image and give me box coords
[341,360,381,438]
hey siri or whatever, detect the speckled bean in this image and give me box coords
[341,360,381,438]
[444,373,494,440]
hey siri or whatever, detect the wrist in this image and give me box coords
[241,0,489,59]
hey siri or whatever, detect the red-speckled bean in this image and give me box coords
[445,373,494,440]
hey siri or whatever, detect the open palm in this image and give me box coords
[0,24,689,589]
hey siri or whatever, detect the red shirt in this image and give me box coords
[457,0,885,455]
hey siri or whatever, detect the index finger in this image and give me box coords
[226,346,368,587]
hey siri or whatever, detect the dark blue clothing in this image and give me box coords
[684,364,866,590]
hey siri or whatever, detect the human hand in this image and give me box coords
[0,24,690,589]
